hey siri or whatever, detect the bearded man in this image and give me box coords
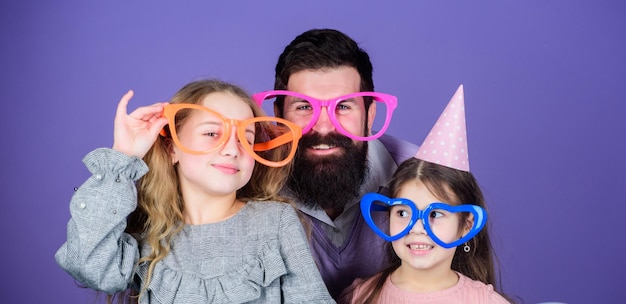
[259,29,418,299]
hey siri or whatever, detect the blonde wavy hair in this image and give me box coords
[116,79,292,303]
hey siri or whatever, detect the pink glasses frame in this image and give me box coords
[252,90,398,141]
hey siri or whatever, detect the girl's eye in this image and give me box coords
[203,131,219,137]
[396,209,410,218]
[198,126,222,138]
[429,211,444,218]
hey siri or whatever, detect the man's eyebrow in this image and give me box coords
[339,97,359,102]
[286,96,310,103]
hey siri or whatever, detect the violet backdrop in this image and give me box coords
[1,1,624,303]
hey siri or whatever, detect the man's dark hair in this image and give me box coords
[273,29,375,114]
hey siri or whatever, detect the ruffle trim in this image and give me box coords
[137,239,287,303]
[83,148,148,182]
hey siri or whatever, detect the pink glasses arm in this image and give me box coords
[251,90,294,106]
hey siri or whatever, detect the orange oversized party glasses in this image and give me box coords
[160,103,302,167]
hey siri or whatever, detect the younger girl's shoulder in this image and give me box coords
[337,274,382,304]
[457,273,511,304]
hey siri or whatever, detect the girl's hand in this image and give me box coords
[112,90,169,158]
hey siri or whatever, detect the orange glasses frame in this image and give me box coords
[159,103,302,167]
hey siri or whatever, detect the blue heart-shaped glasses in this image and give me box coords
[360,192,487,248]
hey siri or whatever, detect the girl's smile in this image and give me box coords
[211,162,240,175]
[405,241,435,255]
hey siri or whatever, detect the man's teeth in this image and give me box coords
[312,144,334,150]
[409,244,433,250]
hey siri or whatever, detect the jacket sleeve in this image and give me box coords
[278,205,336,304]
[55,148,148,294]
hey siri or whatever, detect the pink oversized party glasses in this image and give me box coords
[252,90,397,141]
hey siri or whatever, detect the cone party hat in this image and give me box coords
[414,85,469,172]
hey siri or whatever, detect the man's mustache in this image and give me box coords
[298,132,353,149]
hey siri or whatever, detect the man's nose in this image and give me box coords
[311,106,336,134]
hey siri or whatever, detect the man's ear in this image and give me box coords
[366,101,377,135]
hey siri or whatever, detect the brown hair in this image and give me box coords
[273,29,375,116]
[354,158,508,303]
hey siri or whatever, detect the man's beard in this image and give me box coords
[288,132,369,212]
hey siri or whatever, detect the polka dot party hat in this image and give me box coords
[415,85,469,172]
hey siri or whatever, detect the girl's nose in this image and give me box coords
[409,219,427,235]
[220,126,241,157]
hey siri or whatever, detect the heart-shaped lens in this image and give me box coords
[360,193,419,242]
[422,203,487,248]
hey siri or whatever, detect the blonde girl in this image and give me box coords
[56,79,334,303]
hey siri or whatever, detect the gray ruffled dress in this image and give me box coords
[55,148,334,303]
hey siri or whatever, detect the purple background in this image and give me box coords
[1,1,624,303]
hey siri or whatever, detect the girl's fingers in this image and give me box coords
[116,90,134,118]
[128,102,168,120]
[149,117,170,135]
[117,89,167,121]
[112,90,169,157]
